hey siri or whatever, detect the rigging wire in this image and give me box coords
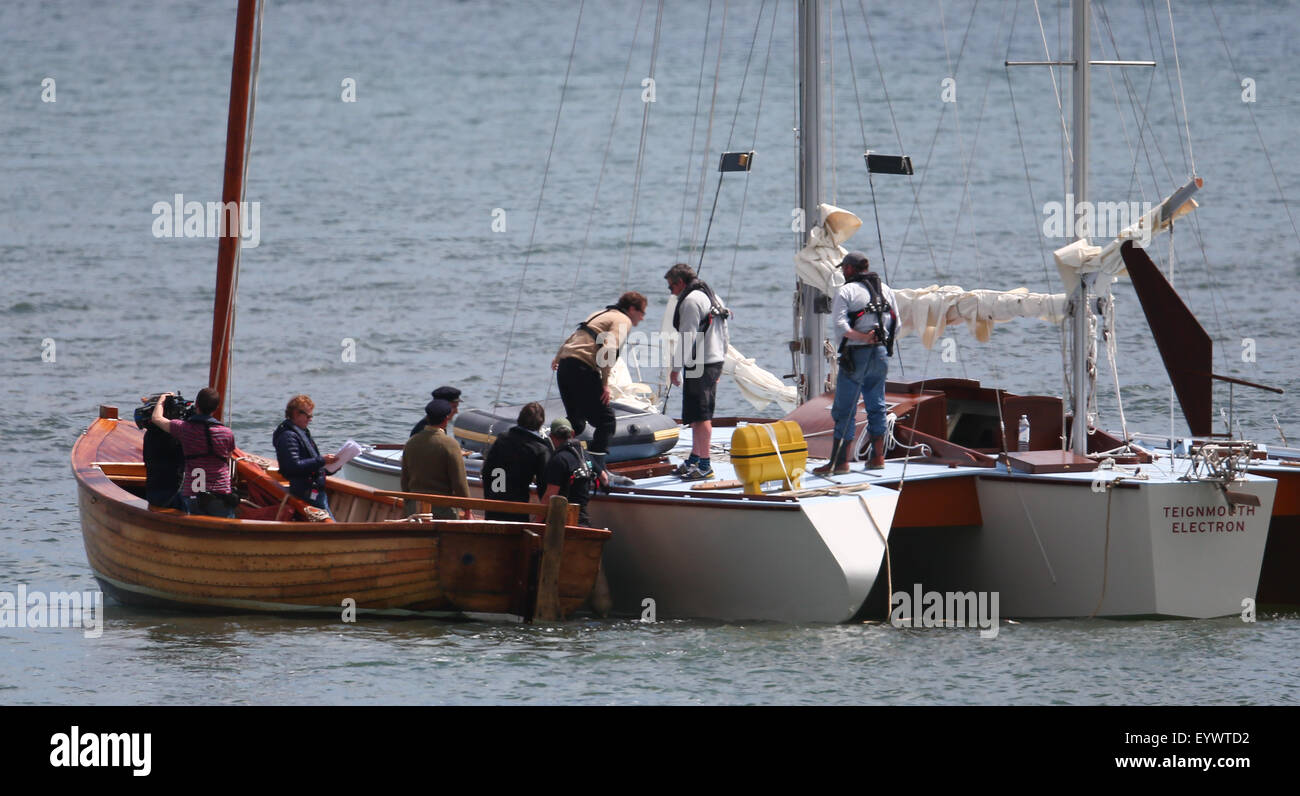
[724,0,780,301]
[697,0,769,278]
[1206,0,1300,251]
[546,0,650,405]
[1006,0,1071,438]
[854,0,942,281]
[1163,0,1196,176]
[688,0,730,262]
[619,0,666,292]
[1030,0,1072,198]
[674,0,715,259]
[494,0,585,408]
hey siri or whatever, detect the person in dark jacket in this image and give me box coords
[273,394,336,516]
[542,418,594,526]
[482,402,552,522]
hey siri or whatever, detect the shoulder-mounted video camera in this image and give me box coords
[134,392,194,430]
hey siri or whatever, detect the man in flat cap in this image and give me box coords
[401,397,470,518]
[410,385,462,437]
[813,251,898,476]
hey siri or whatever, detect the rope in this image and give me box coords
[1089,484,1114,617]
[858,492,892,618]
[495,0,585,408]
[1101,290,1130,443]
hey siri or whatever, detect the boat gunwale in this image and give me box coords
[73,418,609,541]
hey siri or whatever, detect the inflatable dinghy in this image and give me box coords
[453,399,678,463]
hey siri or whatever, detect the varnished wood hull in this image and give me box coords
[73,416,607,621]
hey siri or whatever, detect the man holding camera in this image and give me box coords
[151,388,238,517]
[813,251,897,476]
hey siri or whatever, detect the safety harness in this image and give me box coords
[577,306,629,361]
[671,279,730,334]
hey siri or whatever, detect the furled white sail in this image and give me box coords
[893,284,1068,349]
[794,203,862,298]
[1053,190,1200,290]
[724,345,798,412]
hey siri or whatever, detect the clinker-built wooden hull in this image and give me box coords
[73,415,607,621]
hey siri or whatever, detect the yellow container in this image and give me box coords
[730,421,808,494]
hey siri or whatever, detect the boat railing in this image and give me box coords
[374,489,582,526]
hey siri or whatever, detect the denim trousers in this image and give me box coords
[831,344,889,443]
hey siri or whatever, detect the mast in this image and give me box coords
[797,0,825,402]
[209,0,259,421]
[1068,0,1091,455]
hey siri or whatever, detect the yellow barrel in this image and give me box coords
[730,421,809,494]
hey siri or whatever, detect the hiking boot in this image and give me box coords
[811,459,850,477]
[812,439,850,477]
[678,463,715,481]
[865,435,887,469]
[671,459,697,477]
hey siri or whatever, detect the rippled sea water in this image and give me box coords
[2,0,1298,705]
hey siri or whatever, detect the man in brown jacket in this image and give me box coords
[401,398,469,518]
[550,291,647,480]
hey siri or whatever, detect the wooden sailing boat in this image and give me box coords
[70,0,608,623]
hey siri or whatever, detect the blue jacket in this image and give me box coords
[273,419,326,500]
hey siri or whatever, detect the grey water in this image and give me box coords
[2,0,1298,705]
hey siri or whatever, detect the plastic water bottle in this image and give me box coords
[1017,414,1030,452]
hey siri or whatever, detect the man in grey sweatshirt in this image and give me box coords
[665,262,730,480]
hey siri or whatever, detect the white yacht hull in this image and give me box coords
[932,474,1276,618]
[590,488,898,623]
[344,451,899,623]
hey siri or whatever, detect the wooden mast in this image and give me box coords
[208,0,258,421]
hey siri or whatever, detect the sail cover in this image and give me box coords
[794,203,862,298]
[1053,189,1200,289]
[893,284,1068,349]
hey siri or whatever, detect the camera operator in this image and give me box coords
[151,388,238,517]
[139,394,186,510]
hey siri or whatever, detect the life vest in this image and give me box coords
[845,272,897,357]
[577,306,629,361]
[556,443,593,489]
[672,279,730,334]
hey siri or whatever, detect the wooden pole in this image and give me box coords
[532,495,568,622]
[209,0,258,420]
